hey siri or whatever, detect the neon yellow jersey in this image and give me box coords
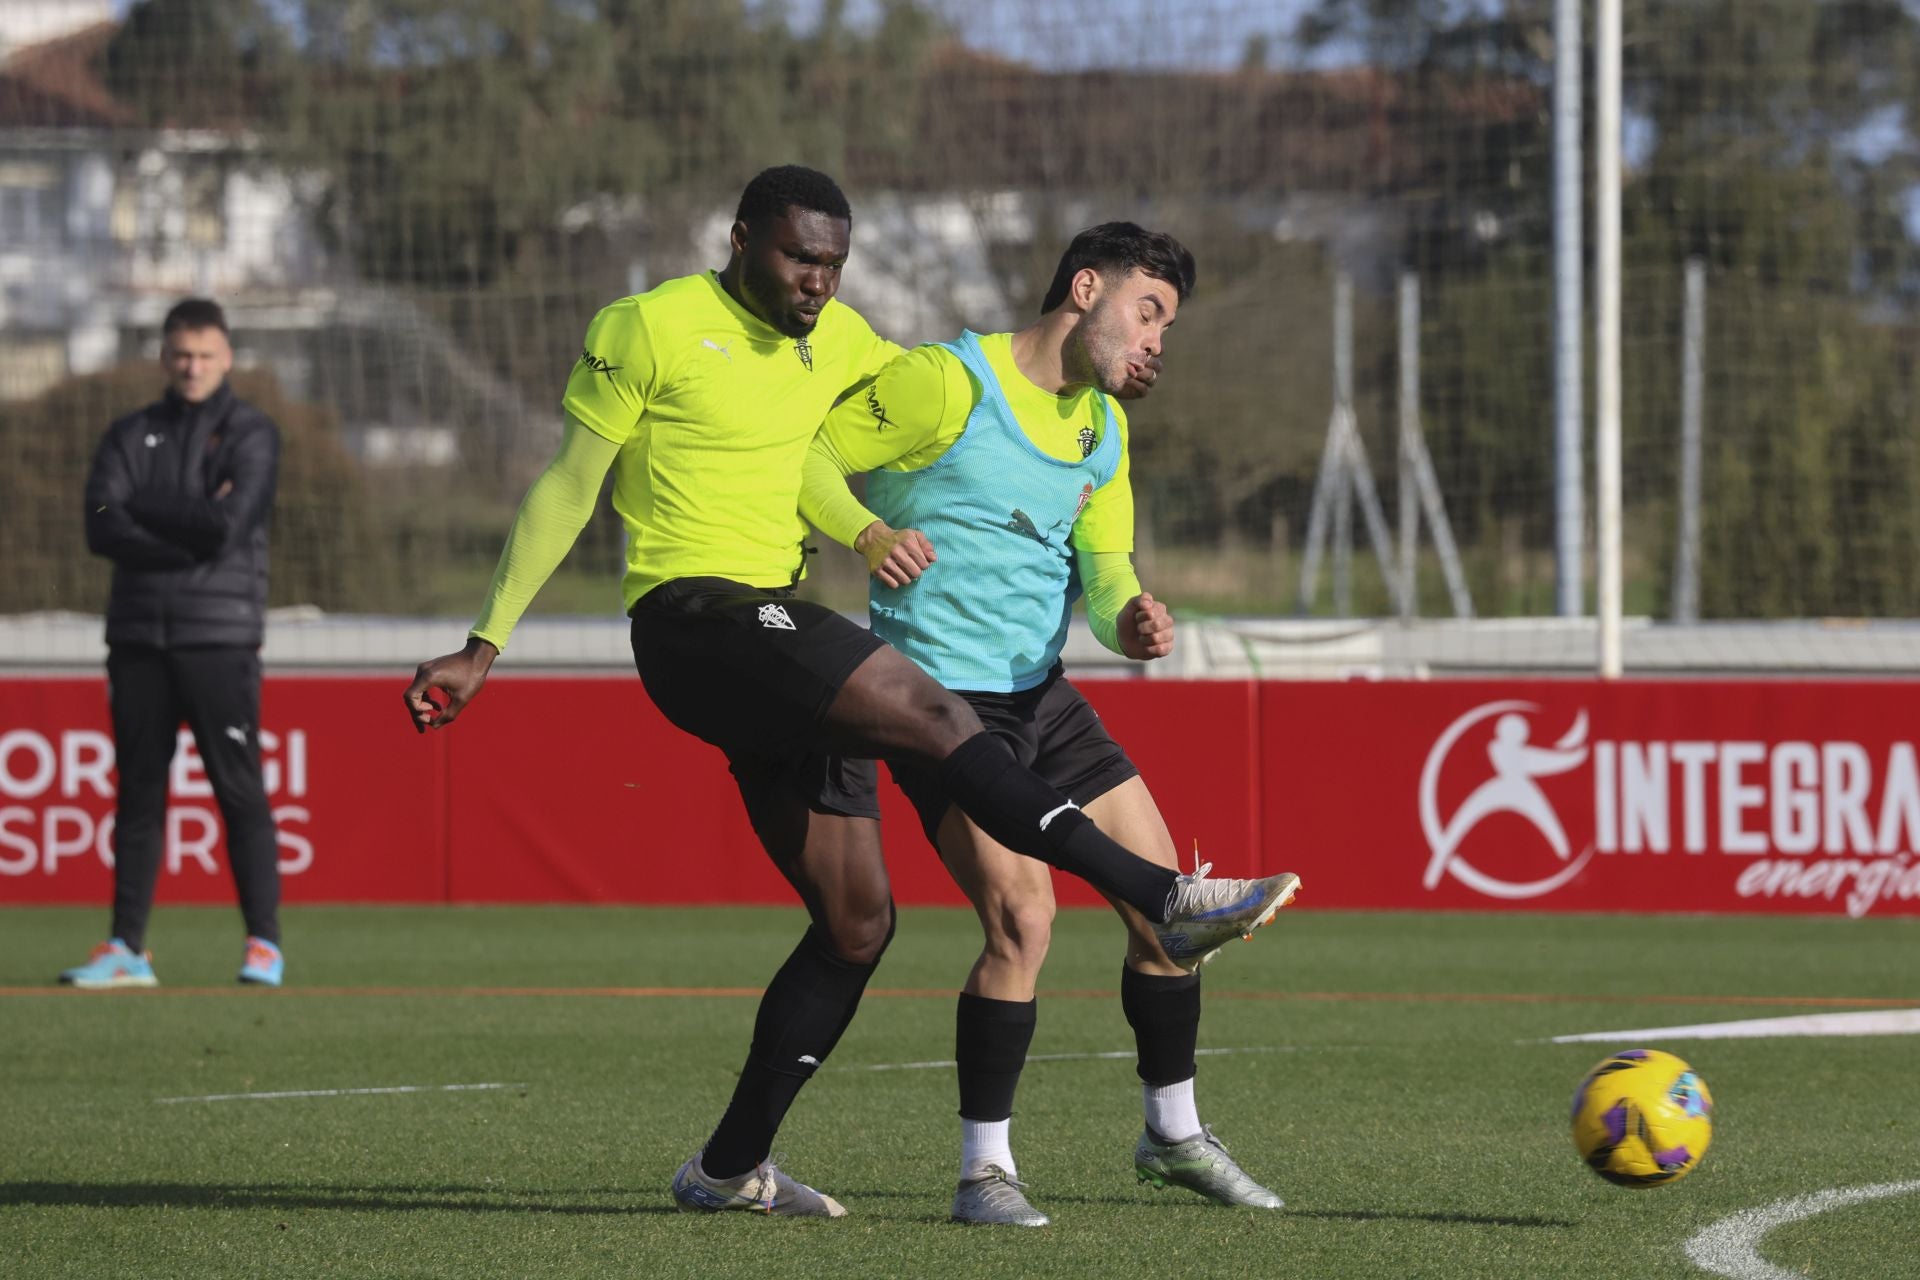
[565,271,901,608]
[814,332,1134,554]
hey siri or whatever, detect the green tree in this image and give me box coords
[1297,0,1920,617]
[104,0,948,289]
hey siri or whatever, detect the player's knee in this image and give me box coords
[914,687,982,755]
[987,901,1054,972]
[823,898,896,967]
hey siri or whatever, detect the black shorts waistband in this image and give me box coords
[632,577,798,616]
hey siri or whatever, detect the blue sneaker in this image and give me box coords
[58,939,158,989]
[239,936,284,986]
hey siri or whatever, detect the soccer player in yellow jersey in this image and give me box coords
[803,224,1297,1225]
[403,170,1295,1218]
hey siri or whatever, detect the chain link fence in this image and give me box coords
[4,0,1919,669]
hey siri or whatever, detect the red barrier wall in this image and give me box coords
[4,675,1918,917]
[1267,680,1920,917]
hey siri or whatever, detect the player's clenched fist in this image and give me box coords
[403,636,497,733]
[1119,591,1173,661]
[854,519,937,589]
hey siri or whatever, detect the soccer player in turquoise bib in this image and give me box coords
[406,172,1297,1219]
[803,223,1299,1225]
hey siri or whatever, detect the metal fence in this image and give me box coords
[5,0,1920,672]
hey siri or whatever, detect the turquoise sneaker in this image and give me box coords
[58,939,157,990]
[239,936,284,986]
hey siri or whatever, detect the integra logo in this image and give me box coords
[1421,702,1595,900]
[1419,698,1920,916]
[577,351,623,377]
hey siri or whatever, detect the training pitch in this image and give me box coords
[2,905,1916,1279]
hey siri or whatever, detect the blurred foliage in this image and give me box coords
[104,0,949,288]
[1296,0,1920,616]
[35,0,1920,618]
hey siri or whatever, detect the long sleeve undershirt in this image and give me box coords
[469,415,620,650]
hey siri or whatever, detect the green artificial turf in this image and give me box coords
[2,906,1915,1278]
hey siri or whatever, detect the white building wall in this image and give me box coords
[0,0,112,57]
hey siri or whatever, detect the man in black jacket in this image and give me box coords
[60,298,287,989]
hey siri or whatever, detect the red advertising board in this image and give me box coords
[1266,680,1920,918]
[0,677,446,905]
[436,675,1263,907]
[3,674,1917,917]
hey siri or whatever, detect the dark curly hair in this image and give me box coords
[1039,223,1196,315]
[735,165,852,228]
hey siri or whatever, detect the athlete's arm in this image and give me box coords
[1077,549,1172,660]
[800,432,935,588]
[800,347,962,586]
[404,415,619,731]
[406,301,657,733]
[469,415,619,648]
[1070,403,1170,659]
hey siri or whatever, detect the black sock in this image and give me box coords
[955,993,1037,1121]
[938,732,1177,920]
[702,921,891,1179]
[1121,966,1201,1086]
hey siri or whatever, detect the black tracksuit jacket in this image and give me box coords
[83,383,280,649]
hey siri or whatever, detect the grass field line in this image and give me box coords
[1683,1180,1920,1280]
[5,984,1914,1007]
[155,1082,528,1105]
[1550,1007,1920,1043]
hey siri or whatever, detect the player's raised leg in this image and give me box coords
[824,643,1294,950]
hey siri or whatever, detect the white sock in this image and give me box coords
[1143,1078,1202,1143]
[961,1118,1016,1181]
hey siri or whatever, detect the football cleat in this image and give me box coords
[238,936,284,986]
[1135,1126,1284,1209]
[671,1153,847,1217]
[951,1165,1050,1227]
[1156,866,1301,971]
[58,939,157,990]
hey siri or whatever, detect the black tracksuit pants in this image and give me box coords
[106,645,281,951]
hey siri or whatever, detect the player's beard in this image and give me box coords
[740,260,818,339]
[1066,297,1139,395]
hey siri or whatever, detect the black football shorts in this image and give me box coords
[886,663,1139,842]
[631,577,883,818]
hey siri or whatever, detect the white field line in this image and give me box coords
[156,1082,527,1105]
[847,1045,1312,1073]
[1684,1181,1920,1280]
[1548,1008,1920,1045]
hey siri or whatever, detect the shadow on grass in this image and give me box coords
[0,1181,677,1216]
[1288,1207,1575,1229]
[838,1189,1573,1229]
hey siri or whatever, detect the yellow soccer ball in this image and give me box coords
[1570,1048,1714,1187]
